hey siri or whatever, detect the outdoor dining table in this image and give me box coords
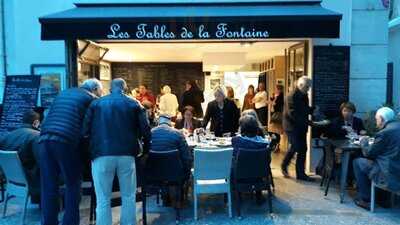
[329,139,362,203]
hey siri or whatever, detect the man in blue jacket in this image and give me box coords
[39,78,103,225]
[82,78,151,225]
[353,107,400,210]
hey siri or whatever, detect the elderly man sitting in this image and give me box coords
[150,115,192,205]
[353,107,400,210]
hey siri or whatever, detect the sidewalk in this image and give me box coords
[1,156,400,225]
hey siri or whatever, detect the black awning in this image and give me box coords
[39,0,342,41]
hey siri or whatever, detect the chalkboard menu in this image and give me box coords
[0,75,41,133]
[111,62,203,99]
[312,46,350,118]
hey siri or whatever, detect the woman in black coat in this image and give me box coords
[175,106,202,133]
[326,102,366,139]
[180,80,205,118]
[202,86,240,137]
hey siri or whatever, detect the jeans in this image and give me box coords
[39,140,81,225]
[92,156,137,225]
[281,131,308,177]
[353,158,374,202]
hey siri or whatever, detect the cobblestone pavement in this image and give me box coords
[1,155,400,225]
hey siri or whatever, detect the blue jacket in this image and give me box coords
[40,88,96,145]
[151,125,191,171]
[231,135,270,159]
[362,121,400,191]
[82,92,151,159]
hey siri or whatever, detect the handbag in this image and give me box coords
[270,111,283,124]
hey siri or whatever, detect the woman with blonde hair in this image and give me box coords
[203,86,240,137]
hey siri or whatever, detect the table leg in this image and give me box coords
[340,152,351,203]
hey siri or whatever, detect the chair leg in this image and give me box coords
[2,192,8,218]
[227,191,232,218]
[235,191,241,218]
[320,170,326,187]
[89,189,96,224]
[370,183,375,212]
[21,194,29,225]
[142,187,147,225]
[194,192,198,220]
[267,186,273,214]
[324,172,333,196]
[175,185,181,223]
[269,167,275,192]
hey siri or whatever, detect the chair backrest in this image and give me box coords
[194,148,233,181]
[0,150,28,186]
[145,149,184,182]
[234,147,270,180]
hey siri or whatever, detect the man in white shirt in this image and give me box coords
[159,85,179,119]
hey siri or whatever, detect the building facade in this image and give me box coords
[0,0,393,115]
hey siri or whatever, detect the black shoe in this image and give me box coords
[354,198,370,210]
[281,165,290,178]
[297,175,316,182]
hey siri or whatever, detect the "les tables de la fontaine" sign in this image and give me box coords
[107,23,270,40]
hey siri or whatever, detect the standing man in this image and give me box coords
[281,76,316,181]
[39,78,103,225]
[83,78,151,225]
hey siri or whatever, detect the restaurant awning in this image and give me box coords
[39,0,342,41]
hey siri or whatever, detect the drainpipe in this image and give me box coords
[1,0,7,77]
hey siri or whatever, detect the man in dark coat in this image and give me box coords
[203,86,240,137]
[281,76,316,181]
[0,110,41,203]
[39,78,103,225]
[353,107,400,210]
[180,80,205,118]
[82,78,151,225]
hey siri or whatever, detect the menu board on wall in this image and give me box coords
[312,46,350,118]
[111,62,203,99]
[0,75,41,133]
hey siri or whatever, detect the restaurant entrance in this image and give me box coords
[39,0,344,171]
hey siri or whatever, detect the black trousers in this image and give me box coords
[255,106,268,126]
[281,131,308,178]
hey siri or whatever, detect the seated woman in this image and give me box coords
[326,102,366,139]
[231,115,270,205]
[174,106,202,133]
[241,109,266,137]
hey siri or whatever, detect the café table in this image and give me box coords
[329,139,362,203]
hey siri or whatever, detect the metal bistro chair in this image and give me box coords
[232,147,273,218]
[0,150,30,225]
[267,132,280,192]
[143,149,186,225]
[319,139,338,196]
[193,148,233,220]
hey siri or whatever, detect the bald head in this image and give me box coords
[111,78,127,94]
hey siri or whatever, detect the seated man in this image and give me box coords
[232,115,270,205]
[151,115,191,177]
[353,107,400,210]
[0,110,41,203]
[150,115,192,205]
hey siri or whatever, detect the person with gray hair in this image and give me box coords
[82,78,151,225]
[281,76,317,182]
[159,85,179,118]
[39,78,103,225]
[203,86,240,137]
[352,107,400,210]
